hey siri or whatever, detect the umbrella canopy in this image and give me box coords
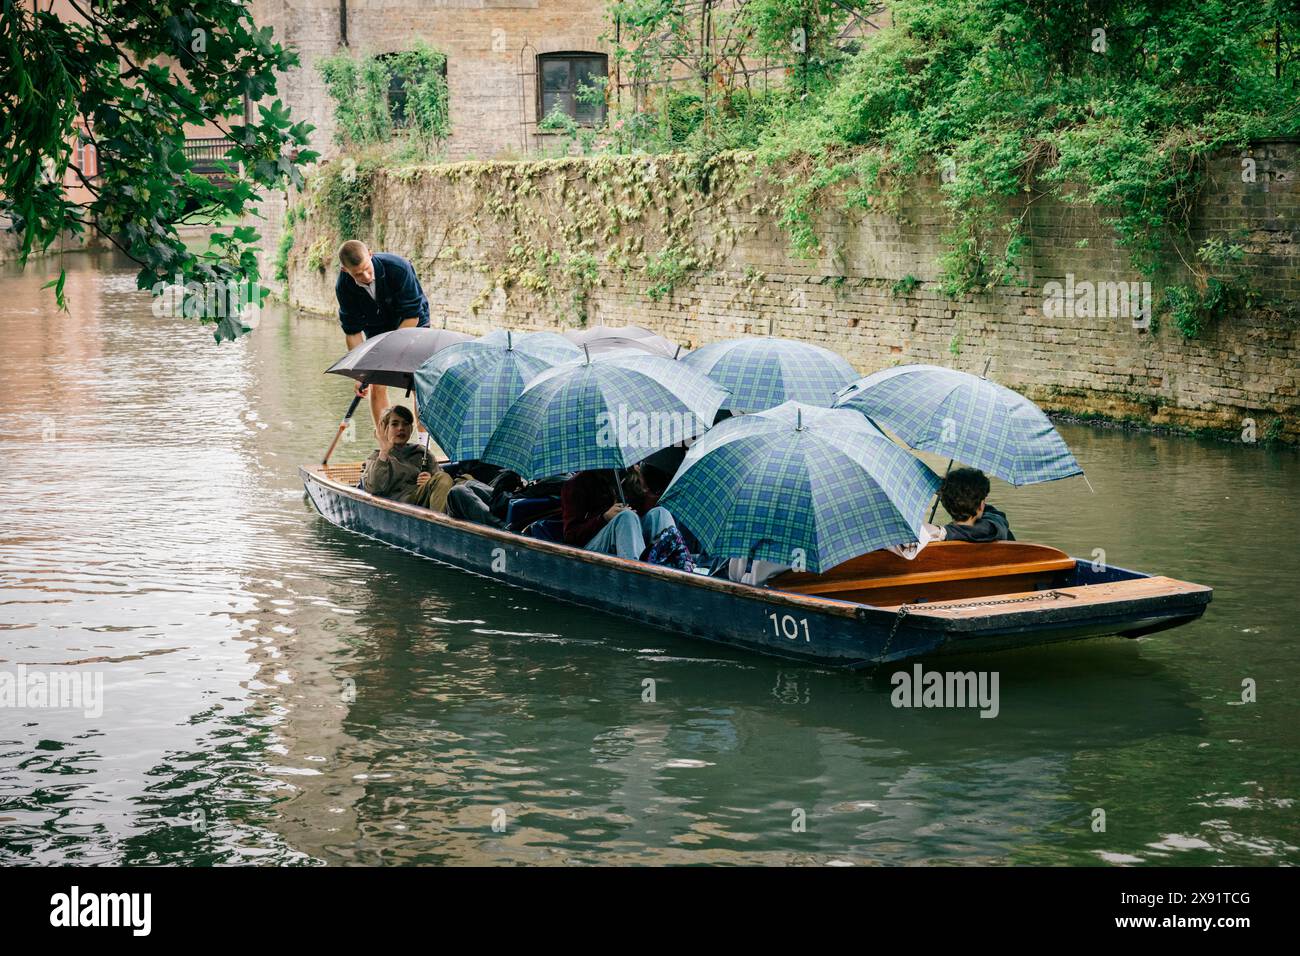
[680,337,858,413]
[564,324,683,359]
[413,329,581,461]
[658,402,942,573]
[481,350,727,479]
[325,327,473,390]
[833,364,1083,486]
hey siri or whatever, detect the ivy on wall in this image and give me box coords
[317,43,450,158]
[287,152,757,325]
[601,0,1299,339]
[432,153,753,325]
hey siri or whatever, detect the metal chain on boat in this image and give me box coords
[873,604,911,669]
[923,589,1077,612]
[871,590,1075,670]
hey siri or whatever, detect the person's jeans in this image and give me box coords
[447,479,505,528]
[584,507,676,560]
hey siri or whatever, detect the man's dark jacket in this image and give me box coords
[335,252,430,338]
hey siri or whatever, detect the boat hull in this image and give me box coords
[301,466,1211,669]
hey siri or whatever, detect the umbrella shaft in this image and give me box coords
[928,459,954,523]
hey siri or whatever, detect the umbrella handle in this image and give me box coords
[322,394,364,466]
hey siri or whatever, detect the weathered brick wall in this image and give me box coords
[283,142,1300,440]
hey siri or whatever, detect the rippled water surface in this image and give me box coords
[1,252,1297,865]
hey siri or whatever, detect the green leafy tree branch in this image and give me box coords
[0,0,317,341]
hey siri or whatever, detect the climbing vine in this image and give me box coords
[752,0,1299,334]
[342,152,759,326]
[288,1,1298,343]
[318,43,450,157]
[594,0,1300,338]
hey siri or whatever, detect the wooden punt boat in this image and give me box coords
[301,461,1212,669]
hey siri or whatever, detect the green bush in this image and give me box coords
[605,1,1298,313]
[318,43,450,156]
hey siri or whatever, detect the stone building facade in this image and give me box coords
[248,0,614,279]
[249,0,613,163]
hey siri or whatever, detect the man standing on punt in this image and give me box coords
[335,240,431,435]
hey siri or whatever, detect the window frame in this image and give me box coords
[536,52,609,128]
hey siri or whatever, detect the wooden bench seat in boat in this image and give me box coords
[770,541,1078,607]
[322,458,454,490]
[323,462,365,486]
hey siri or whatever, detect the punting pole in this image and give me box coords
[927,459,955,523]
[322,393,364,466]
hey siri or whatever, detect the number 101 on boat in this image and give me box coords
[768,612,811,642]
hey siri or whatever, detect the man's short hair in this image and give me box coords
[940,467,991,521]
[338,240,368,268]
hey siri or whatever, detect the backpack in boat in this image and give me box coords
[642,526,694,572]
[489,470,572,521]
[488,470,525,519]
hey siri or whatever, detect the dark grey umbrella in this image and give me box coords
[326,327,473,391]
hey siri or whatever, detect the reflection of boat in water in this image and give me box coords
[301,462,1212,669]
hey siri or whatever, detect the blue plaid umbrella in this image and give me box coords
[413,329,581,460]
[833,364,1083,486]
[680,337,858,413]
[481,350,727,479]
[658,402,942,573]
[564,324,684,359]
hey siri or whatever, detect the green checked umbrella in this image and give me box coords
[481,349,727,479]
[413,329,581,461]
[680,336,858,413]
[658,402,942,573]
[833,364,1084,486]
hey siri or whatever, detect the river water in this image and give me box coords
[1,251,1296,866]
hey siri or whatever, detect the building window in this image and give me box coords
[379,51,448,130]
[75,126,97,178]
[537,53,608,127]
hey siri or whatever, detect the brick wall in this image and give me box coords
[282,142,1300,441]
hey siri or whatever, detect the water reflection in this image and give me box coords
[0,251,1296,865]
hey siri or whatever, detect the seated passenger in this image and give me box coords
[560,467,687,566]
[936,467,1015,542]
[362,406,504,528]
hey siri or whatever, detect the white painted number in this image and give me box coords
[768,612,811,642]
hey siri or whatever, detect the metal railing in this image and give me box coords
[183,137,235,176]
